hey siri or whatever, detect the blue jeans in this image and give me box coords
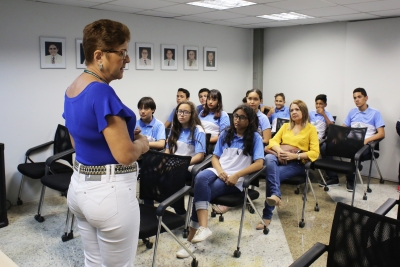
[262,154,305,220]
[190,169,240,228]
[320,142,339,180]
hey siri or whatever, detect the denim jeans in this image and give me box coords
[189,169,240,228]
[262,154,305,220]
[320,142,339,180]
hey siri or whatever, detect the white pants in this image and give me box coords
[67,167,140,267]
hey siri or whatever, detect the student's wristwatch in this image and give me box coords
[296,150,301,160]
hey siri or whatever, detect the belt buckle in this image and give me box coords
[85,174,102,181]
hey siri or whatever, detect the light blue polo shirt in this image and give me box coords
[196,104,203,115]
[209,131,264,191]
[199,110,230,137]
[166,125,206,157]
[270,106,290,132]
[309,110,334,139]
[136,116,165,142]
[343,106,385,139]
[257,110,271,137]
[167,108,176,123]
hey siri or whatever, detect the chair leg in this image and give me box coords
[373,157,384,184]
[183,196,193,238]
[62,208,74,242]
[17,175,24,205]
[299,170,309,228]
[307,176,319,212]
[318,169,329,192]
[34,185,46,222]
[356,168,368,201]
[366,157,374,193]
[246,195,269,235]
[233,189,248,258]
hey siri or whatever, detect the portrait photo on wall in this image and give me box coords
[161,44,177,70]
[76,39,85,69]
[184,45,199,70]
[204,47,217,71]
[136,43,154,70]
[40,37,66,69]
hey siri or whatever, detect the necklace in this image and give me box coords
[83,70,108,84]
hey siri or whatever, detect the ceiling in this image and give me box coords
[26,0,400,28]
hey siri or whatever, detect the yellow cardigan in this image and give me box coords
[267,122,320,162]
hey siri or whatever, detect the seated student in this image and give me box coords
[164,88,190,128]
[196,88,210,115]
[309,94,334,140]
[321,88,385,192]
[176,105,264,258]
[165,101,206,215]
[246,89,272,145]
[199,89,230,144]
[136,97,165,150]
[266,93,290,133]
[258,100,319,230]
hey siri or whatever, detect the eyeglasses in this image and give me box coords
[233,114,248,121]
[102,50,129,60]
[176,110,191,116]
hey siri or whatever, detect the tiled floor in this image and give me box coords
[0,172,398,267]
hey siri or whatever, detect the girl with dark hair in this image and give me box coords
[165,101,206,215]
[246,89,272,145]
[199,89,230,144]
[176,105,264,258]
[258,100,319,230]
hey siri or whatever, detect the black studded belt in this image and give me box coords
[73,160,137,175]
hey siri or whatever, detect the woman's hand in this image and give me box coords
[226,173,239,186]
[134,127,141,139]
[134,135,149,154]
[217,170,229,181]
[278,150,297,165]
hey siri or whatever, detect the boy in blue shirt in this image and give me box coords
[164,88,190,128]
[267,93,290,133]
[196,88,209,115]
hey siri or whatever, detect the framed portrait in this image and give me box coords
[184,46,199,70]
[40,37,66,69]
[204,47,217,71]
[136,43,154,70]
[161,44,178,70]
[76,39,85,69]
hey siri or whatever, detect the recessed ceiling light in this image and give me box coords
[187,0,256,10]
[257,12,314,21]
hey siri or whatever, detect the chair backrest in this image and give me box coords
[325,124,367,159]
[227,113,233,126]
[165,128,171,139]
[327,202,400,267]
[205,133,212,155]
[53,124,73,164]
[276,118,290,133]
[139,150,191,203]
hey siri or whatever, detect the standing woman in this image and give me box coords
[63,19,149,266]
[257,100,319,230]
[199,89,230,144]
[246,89,272,145]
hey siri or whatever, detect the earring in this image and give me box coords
[99,63,103,70]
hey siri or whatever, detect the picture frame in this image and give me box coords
[76,39,85,69]
[204,47,217,71]
[40,37,66,69]
[161,44,178,70]
[184,46,199,70]
[136,43,154,70]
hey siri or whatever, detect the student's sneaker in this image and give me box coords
[346,180,354,192]
[191,226,212,243]
[319,178,339,187]
[397,185,400,193]
[176,242,197,259]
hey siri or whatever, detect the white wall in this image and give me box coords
[0,0,253,203]
[264,18,400,182]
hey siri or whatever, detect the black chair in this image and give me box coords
[310,124,368,206]
[364,139,385,193]
[17,124,73,205]
[138,150,198,267]
[35,148,75,242]
[227,112,233,126]
[272,117,289,138]
[374,195,400,220]
[289,201,400,267]
[208,164,268,258]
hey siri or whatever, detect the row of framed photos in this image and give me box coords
[39,37,217,71]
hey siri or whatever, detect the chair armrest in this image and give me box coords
[319,138,327,146]
[289,242,328,267]
[304,161,311,170]
[44,148,75,175]
[354,144,370,162]
[156,185,192,217]
[243,166,266,188]
[25,141,54,157]
[191,154,212,177]
[374,198,398,216]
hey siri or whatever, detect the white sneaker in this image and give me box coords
[176,242,197,258]
[191,226,212,243]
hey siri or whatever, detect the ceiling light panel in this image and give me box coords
[258,12,314,21]
[187,0,256,10]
